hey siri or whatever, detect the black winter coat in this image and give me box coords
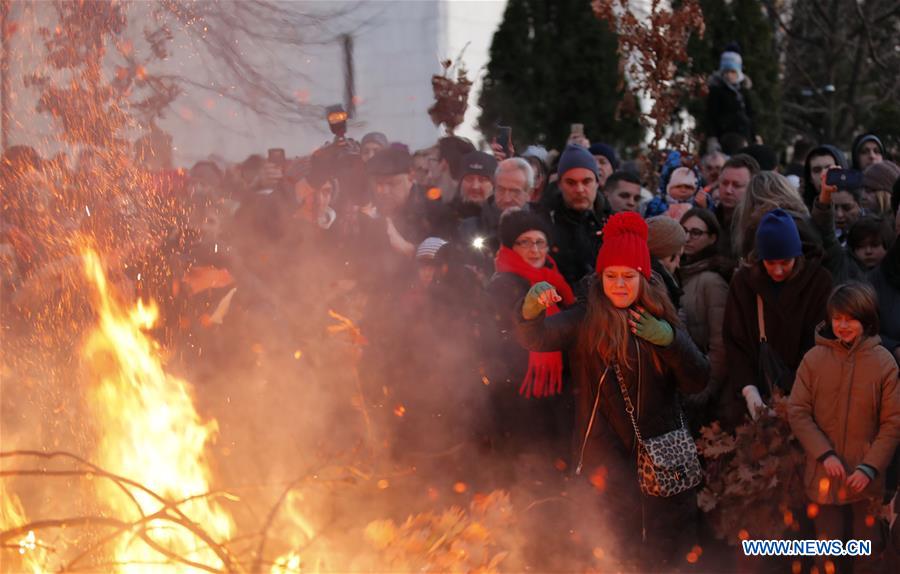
[485,272,573,448]
[542,192,605,286]
[706,73,754,140]
[514,280,709,470]
[870,242,900,357]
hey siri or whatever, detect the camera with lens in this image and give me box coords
[296,104,365,208]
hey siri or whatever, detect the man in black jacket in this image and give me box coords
[544,144,605,285]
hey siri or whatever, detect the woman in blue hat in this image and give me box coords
[722,208,833,423]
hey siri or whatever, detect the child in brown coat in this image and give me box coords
[790,282,900,573]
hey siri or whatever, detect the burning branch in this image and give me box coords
[1,450,241,573]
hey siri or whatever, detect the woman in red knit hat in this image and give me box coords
[516,211,710,569]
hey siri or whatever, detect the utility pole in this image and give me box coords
[1,0,10,153]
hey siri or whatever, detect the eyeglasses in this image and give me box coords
[682,227,709,239]
[514,238,549,250]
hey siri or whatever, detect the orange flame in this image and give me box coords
[81,249,234,572]
[0,485,45,573]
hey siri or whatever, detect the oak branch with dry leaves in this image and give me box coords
[428,56,473,137]
[592,0,705,186]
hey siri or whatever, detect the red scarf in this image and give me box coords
[495,246,575,398]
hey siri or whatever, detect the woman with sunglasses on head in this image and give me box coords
[515,212,709,569]
[678,208,734,428]
[483,209,575,460]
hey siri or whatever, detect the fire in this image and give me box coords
[0,486,45,573]
[81,249,234,572]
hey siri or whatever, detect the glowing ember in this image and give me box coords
[270,551,301,573]
[81,249,234,572]
[0,486,45,573]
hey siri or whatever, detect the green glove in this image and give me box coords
[522,281,560,320]
[629,307,674,346]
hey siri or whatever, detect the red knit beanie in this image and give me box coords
[596,212,651,279]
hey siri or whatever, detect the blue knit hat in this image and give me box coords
[589,142,620,170]
[756,209,802,261]
[720,51,742,74]
[557,144,599,180]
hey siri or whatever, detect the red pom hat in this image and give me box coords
[595,212,651,279]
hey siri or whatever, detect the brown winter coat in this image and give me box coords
[789,327,900,505]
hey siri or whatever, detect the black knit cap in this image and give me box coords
[366,145,411,176]
[499,209,551,248]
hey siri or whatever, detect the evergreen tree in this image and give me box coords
[684,0,782,147]
[478,0,642,151]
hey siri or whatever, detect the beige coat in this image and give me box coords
[679,259,729,386]
[789,327,900,505]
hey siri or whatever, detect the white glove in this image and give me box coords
[742,385,766,421]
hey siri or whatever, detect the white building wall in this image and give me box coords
[443,0,507,146]
[2,0,507,166]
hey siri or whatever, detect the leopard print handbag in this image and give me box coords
[613,362,703,497]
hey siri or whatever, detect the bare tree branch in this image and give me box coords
[852,1,889,70]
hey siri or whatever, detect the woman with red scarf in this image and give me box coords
[483,209,576,458]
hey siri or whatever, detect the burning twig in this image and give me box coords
[250,472,316,574]
[0,450,241,573]
[1,450,147,517]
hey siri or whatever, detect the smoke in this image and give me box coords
[0,161,641,571]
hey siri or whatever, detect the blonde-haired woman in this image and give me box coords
[732,171,822,261]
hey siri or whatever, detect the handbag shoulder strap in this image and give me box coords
[613,362,644,445]
[756,294,767,342]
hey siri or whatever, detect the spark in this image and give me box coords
[18,530,36,555]
[471,236,485,250]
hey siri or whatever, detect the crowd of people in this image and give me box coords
[2,50,900,572]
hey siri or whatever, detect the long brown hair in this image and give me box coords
[576,274,680,374]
